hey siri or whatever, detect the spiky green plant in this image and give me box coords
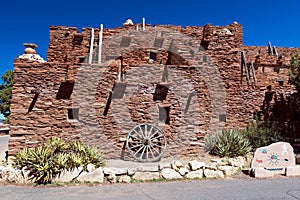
[44,137,67,153]
[82,146,105,168]
[14,137,105,185]
[205,129,252,157]
[14,146,61,185]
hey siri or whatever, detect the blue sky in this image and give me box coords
[0,0,300,78]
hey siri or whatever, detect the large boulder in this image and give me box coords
[77,167,104,183]
[185,169,203,179]
[251,142,295,169]
[161,168,182,180]
[103,167,127,175]
[228,156,245,168]
[204,169,224,179]
[218,166,239,176]
[118,175,131,183]
[54,168,82,183]
[188,160,205,171]
[178,167,190,176]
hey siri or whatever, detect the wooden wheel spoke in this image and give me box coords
[149,130,159,139]
[139,146,147,159]
[148,125,154,137]
[128,144,143,150]
[134,145,145,156]
[133,130,143,139]
[129,134,142,141]
[148,145,155,158]
[152,143,163,149]
[138,125,145,138]
[152,135,164,140]
[146,146,149,159]
[149,144,160,155]
[145,124,148,137]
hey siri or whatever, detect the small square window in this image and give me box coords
[219,114,226,122]
[68,108,79,120]
[149,51,157,62]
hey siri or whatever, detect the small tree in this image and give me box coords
[0,70,13,124]
[288,54,300,92]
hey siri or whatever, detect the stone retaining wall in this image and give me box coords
[2,156,300,185]
[0,157,246,184]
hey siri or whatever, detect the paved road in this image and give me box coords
[1,177,300,200]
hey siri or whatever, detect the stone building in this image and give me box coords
[8,21,300,160]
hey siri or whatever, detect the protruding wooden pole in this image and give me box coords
[241,51,250,84]
[89,28,95,64]
[142,18,145,31]
[98,24,103,64]
[251,61,257,84]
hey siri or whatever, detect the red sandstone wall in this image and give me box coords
[9,22,300,159]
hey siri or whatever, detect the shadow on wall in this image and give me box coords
[259,87,300,152]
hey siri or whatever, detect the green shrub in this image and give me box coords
[288,54,300,92]
[242,120,282,150]
[205,129,252,157]
[14,137,105,185]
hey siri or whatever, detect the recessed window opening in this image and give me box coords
[68,108,79,120]
[158,105,170,124]
[56,81,74,100]
[219,114,226,122]
[149,51,157,62]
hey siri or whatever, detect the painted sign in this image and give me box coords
[251,142,296,169]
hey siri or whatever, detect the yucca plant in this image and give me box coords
[68,153,84,170]
[205,129,252,157]
[44,137,67,153]
[83,146,105,168]
[14,137,105,184]
[14,146,62,184]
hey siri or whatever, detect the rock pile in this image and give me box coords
[0,157,245,185]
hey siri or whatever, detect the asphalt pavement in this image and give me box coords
[1,176,300,200]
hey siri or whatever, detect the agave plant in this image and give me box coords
[205,129,252,157]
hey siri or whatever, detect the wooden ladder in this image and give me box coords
[241,51,257,84]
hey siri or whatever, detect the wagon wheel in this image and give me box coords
[126,123,167,162]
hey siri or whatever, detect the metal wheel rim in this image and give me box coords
[126,123,166,162]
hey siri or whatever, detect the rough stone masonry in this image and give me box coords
[8,21,300,160]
